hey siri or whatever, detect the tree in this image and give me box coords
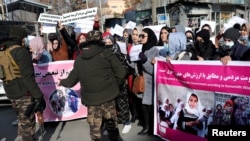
[124,0,143,9]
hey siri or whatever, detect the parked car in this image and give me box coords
[0,80,10,106]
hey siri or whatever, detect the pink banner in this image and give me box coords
[154,59,250,141]
[34,61,87,122]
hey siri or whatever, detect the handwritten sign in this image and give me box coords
[129,44,142,61]
[199,20,216,32]
[38,13,62,24]
[61,7,97,25]
[144,25,165,41]
[113,24,125,37]
[73,20,94,33]
[116,41,127,54]
[125,21,136,29]
[40,24,56,33]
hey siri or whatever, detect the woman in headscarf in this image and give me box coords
[29,36,52,64]
[137,28,159,135]
[193,29,217,60]
[58,21,87,60]
[126,28,144,125]
[104,35,132,134]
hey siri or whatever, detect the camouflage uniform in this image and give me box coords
[10,95,36,141]
[87,100,118,141]
[60,30,126,141]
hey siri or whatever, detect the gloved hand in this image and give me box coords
[139,52,147,64]
[33,97,46,113]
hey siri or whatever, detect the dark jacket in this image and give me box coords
[3,45,44,99]
[60,41,126,106]
[230,42,249,60]
[59,28,77,60]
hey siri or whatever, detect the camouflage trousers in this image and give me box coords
[10,95,36,141]
[87,100,118,141]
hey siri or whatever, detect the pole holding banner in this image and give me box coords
[99,0,103,32]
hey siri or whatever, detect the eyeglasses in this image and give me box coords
[139,34,148,39]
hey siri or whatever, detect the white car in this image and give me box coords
[0,80,10,105]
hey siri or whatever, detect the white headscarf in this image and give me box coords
[184,92,203,118]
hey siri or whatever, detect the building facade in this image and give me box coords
[134,0,249,35]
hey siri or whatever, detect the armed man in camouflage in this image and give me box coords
[0,25,46,141]
[59,30,126,141]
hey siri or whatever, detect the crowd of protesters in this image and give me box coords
[2,13,250,141]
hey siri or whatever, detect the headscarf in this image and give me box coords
[184,92,203,118]
[29,36,45,60]
[141,28,157,53]
[76,33,87,44]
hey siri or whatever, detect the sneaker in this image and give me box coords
[15,135,22,141]
[121,124,131,134]
[12,119,18,126]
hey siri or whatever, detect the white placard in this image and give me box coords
[27,35,36,41]
[61,7,97,25]
[199,20,216,32]
[113,24,125,37]
[110,27,115,35]
[73,20,94,33]
[129,44,142,61]
[40,24,56,33]
[116,41,127,54]
[38,13,62,24]
[144,25,165,41]
[125,21,136,29]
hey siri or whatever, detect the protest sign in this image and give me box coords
[40,23,56,33]
[34,61,87,122]
[199,21,216,32]
[116,41,127,54]
[73,20,94,33]
[125,21,137,29]
[129,44,142,61]
[38,13,62,24]
[61,7,97,25]
[113,24,125,37]
[144,24,165,41]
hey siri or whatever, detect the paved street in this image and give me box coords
[0,106,165,141]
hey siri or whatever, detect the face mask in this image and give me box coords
[224,41,234,48]
[240,36,248,42]
[196,41,205,47]
[105,45,113,49]
[187,37,193,42]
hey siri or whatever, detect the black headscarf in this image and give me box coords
[141,28,157,53]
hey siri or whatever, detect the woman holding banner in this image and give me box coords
[136,28,159,136]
